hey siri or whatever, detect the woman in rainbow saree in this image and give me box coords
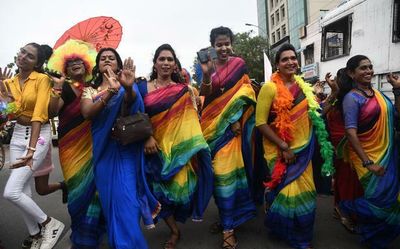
[200,26,257,249]
[81,48,159,249]
[139,44,213,249]
[47,39,105,248]
[256,44,333,249]
[336,55,400,249]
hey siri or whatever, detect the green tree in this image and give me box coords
[233,32,270,83]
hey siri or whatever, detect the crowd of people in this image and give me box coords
[0,25,399,249]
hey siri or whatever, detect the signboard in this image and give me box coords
[301,62,319,80]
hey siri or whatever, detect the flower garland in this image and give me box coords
[267,72,335,179]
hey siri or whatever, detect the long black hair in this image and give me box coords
[91,47,123,88]
[149,44,181,83]
[337,55,370,110]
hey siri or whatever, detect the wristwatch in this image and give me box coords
[362,159,374,167]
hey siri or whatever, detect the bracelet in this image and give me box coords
[107,87,118,95]
[27,146,36,152]
[279,141,289,151]
[328,97,338,106]
[362,159,374,167]
[50,89,61,98]
[202,80,212,86]
[393,88,400,97]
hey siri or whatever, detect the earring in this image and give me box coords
[276,68,280,72]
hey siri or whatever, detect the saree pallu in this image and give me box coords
[58,92,104,248]
[201,57,257,231]
[263,95,316,249]
[326,109,363,205]
[338,91,400,248]
[144,84,213,222]
[91,85,160,249]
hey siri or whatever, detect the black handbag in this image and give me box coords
[111,112,153,145]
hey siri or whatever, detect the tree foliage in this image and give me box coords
[233,32,270,83]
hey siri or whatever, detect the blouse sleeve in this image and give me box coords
[255,82,276,126]
[82,87,95,100]
[31,75,51,123]
[343,92,361,129]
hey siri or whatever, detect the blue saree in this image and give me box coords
[91,85,160,249]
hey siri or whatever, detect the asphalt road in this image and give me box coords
[0,146,399,249]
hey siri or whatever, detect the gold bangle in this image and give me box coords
[27,146,36,152]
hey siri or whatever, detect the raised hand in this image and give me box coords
[0,67,13,81]
[48,72,67,89]
[313,80,324,96]
[118,57,136,89]
[104,67,120,90]
[325,72,339,94]
[387,73,400,89]
[0,67,13,101]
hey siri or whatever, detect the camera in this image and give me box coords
[197,47,217,64]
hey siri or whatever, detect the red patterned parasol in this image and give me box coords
[54,16,123,51]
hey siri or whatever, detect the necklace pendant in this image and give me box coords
[220,87,225,93]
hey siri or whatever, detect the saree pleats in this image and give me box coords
[144,84,213,222]
[91,85,159,249]
[338,91,400,248]
[58,95,104,247]
[201,57,257,231]
[264,97,316,249]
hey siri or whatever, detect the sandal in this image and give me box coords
[340,216,356,234]
[163,232,180,249]
[222,233,238,249]
[333,207,356,233]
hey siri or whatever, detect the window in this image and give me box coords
[270,0,274,8]
[303,44,314,65]
[321,15,352,61]
[281,5,285,18]
[277,29,281,41]
[276,10,280,23]
[272,32,276,44]
[393,0,400,42]
[271,14,275,26]
[282,24,286,36]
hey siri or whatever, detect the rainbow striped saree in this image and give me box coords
[201,57,257,231]
[263,84,316,249]
[143,83,213,222]
[58,84,104,247]
[338,90,400,248]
